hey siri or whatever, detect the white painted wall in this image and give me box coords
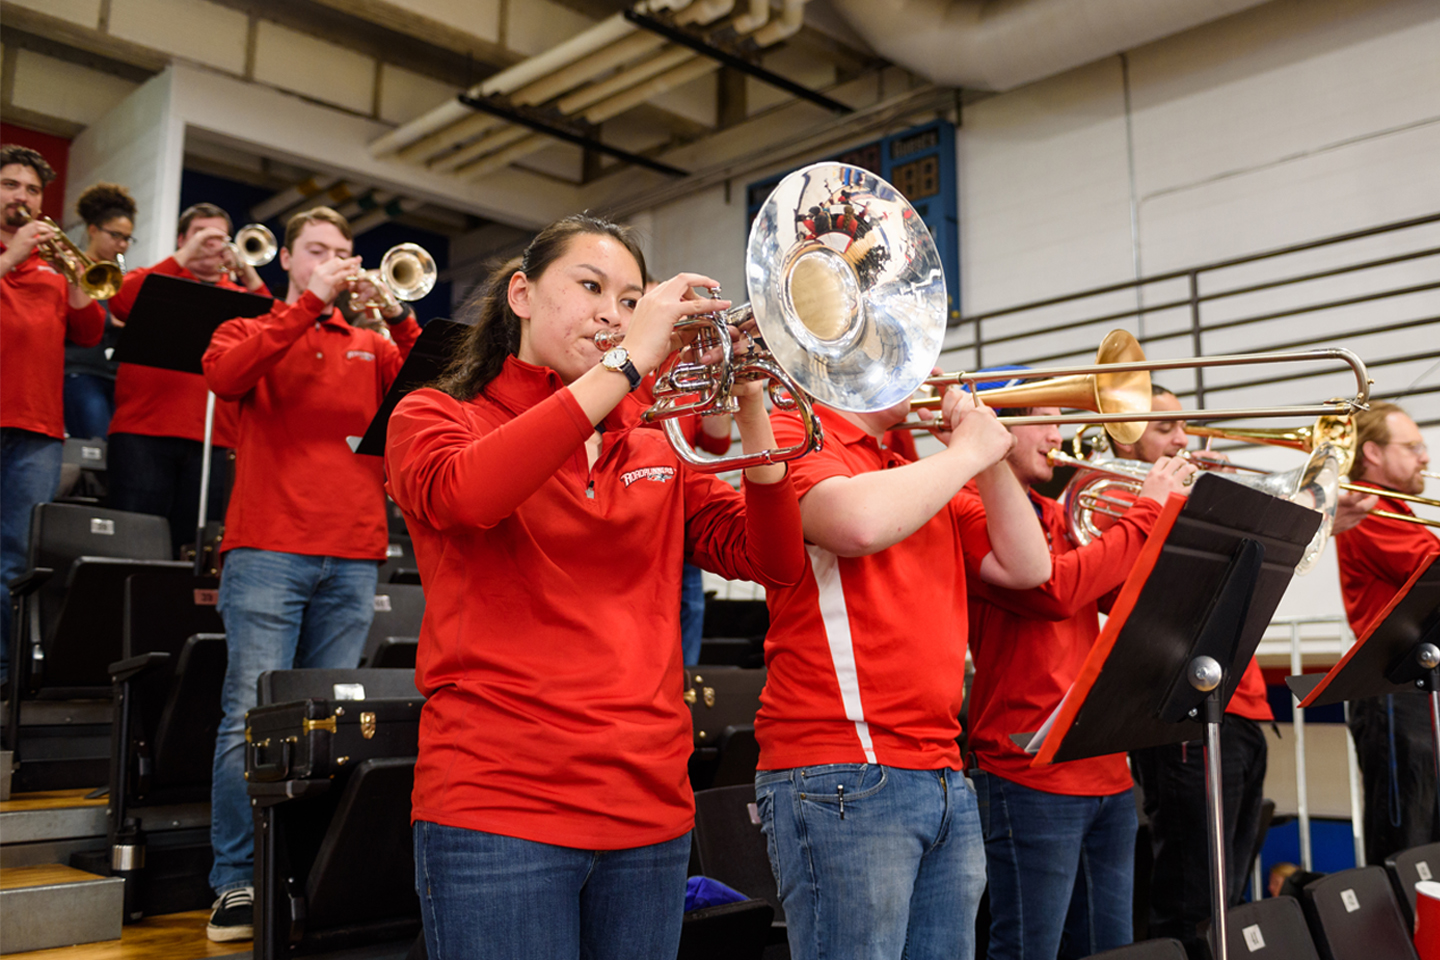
[64,69,185,270]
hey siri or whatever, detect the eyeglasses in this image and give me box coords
[99,228,134,244]
[1388,441,1428,457]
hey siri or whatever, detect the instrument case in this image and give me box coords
[245,697,422,783]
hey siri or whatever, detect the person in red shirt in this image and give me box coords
[385,214,804,960]
[0,144,104,684]
[965,405,1195,960]
[1124,384,1276,959]
[107,202,270,556]
[200,206,420,942]
[1337,401,1440,867]
[62,182,136,441]
[754,382,1053,960]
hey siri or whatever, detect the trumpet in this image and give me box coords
[1187,419,1440,530]
[224,223,278,279]
[612,162,948,473]
[14,208,123,300]
[346,243,436,321]
[897,336,1372,442]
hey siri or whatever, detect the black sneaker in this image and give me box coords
[207,886,254,942]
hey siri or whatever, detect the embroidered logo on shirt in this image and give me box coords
[621,466,677,487]
[346,350,376,362]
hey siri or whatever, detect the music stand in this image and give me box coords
[1287,551,1440,848]
[1021,475,1323,959]
[112,274,273,569]
[350,318,467,456]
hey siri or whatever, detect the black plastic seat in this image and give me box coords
[258,667,420,706]
[1386,841,1440,925]
[692,784,785,928]
[686,667,766,792]
[1211,897,1320,960]
[1302,865,1418,960]
[359,583,425,667]
[678,898,775,960]
[1088,940,1187,959]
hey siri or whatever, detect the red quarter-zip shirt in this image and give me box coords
[203,290,419,559]
[109,255,270,448]
[1,245,104,438]
[385,357,804,849]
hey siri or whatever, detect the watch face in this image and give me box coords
[603,347,629,370]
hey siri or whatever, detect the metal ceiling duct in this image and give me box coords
[828,0,1275,91]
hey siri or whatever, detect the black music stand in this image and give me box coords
[1022,475,1322,960]
[1287,551,1440,849]
[349,318,466,456]
[112,274,273,569]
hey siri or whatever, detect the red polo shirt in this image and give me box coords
[1,245,105,438]
[966,490,1161,794]
[108,256,269,449]
[1337,481,1440,637]
[203,291,419,560]
[385,359,803,849]
[756,406,991,772]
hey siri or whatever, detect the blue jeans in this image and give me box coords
[1,429,63,683]
[63,373,115,441]
[972,770,1136,960]
[209,548,378,894]
[413,820,690,960]
[108,433,230,557]
[755,764,986,960]
[680,563,705,664]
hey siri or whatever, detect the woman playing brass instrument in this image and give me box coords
[385,214,804,960]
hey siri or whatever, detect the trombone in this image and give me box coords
[15,208,123,300]
[898,333,1373,442]
[1187,419,1440,529]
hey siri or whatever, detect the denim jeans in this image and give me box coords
[680,563,705,664]
[412,820,690,960]
[971,769,1136,960]
[209,548,378,894]
[755,764,986,960]
[108,433,230,557]
[1,428,63,682]
[62,373,115,441]
[1131,715,1267,958]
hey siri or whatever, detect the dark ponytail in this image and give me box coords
[433,214,646,400]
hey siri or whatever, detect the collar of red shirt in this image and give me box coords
[815,404,884,448]
[487,354,631,432]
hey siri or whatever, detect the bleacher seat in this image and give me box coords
[1302,865,1418,960]
[1087,940,1187,959]
[685,667,766,792]
[1387,842,1440,926]
[1211,896,1321,960]
[359,583,425,667]
[692,783,787,952]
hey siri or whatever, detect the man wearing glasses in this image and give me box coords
[1337,401,1439,866]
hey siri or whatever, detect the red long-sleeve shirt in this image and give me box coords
[109,256,269,448]
[756,408,991,772]
[1,245,104,438]
[203,291,419,559]
[966,490,1162,794]
[1337,481,1440,637]
[385,357,804,849]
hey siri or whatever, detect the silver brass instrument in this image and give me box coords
[15,208,123,300]
[1053,414,1356,574]
[348,243,437,321]
[605,162,947,473]
[226,223,278,279]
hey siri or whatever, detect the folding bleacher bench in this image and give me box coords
[358,582,425,668]
[692,783,788,953]
[1302,865,1419,960]
[1208,896,1322,960]
[4,503,183,791]
[1387,842,1440,927]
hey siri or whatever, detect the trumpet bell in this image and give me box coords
[747,162,947,412]
[81,261,124,300]
[232,224,278,267]
[380,243,437,301]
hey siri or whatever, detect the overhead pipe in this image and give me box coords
[730,0,770,33]
[753,0,807,45]
[351,196,425,237]
[372,0,693,157]
[827,0,1274,92]
[251,175,339,222]
[433,126,534,174]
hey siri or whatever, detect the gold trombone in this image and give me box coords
[898,330,1373,441]
[1187,419,1440,529]
[15,208,123,300]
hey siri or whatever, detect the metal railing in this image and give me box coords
[943,212,1440,427]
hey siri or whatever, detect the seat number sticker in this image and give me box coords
[91,518,114,535]
[1242,924,1265,951]
[1419,861,1433,881]
[374,595,392,612]
[1341,889,1360,912]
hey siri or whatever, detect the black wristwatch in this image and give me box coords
[602,346,642,391]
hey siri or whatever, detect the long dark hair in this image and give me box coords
[434,214,646,400]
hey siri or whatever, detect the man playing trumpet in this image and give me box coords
[107,203,272,556]
[201,206,420,942]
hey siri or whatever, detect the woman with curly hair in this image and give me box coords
[63,181,136,440]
